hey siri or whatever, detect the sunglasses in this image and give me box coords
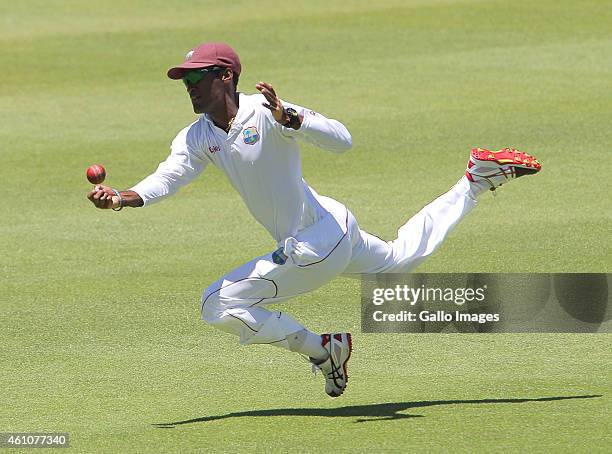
[182,66,225,87]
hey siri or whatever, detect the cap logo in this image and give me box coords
[243,126,260,145]
[185,50,194,61]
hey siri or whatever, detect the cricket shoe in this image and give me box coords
[310,333,352,398]
[466,147,541,191]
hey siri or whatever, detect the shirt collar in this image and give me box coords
[234,92,255,125]
[203,92,255,138]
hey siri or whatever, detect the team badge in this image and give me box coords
[243,126,260,145]
[185,50,194,61]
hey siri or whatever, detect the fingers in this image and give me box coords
[256,81,276,97]
[258,87,276,104]
[87,186,114,209]
[256,81,286,123]
[256,82,280,108]
[87,185,102,200]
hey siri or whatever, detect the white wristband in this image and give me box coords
[111,189,123,211]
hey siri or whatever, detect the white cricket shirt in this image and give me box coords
[130,93,352,243]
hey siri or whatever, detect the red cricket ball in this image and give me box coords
[86,164,106,184]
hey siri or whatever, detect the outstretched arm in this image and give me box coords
[86,124,208,210]
[256,82,352,153]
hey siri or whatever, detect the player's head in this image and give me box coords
[167,42,241,114]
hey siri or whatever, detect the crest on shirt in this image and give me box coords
[243,126,260,145]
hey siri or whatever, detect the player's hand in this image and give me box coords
[256,81,289,124]
[87,185,119,209]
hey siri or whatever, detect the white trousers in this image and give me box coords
[200,177,478,348]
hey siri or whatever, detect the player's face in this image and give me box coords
[183,67,226,114]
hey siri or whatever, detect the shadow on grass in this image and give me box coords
[153,394,602,427]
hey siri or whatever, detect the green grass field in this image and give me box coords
[1,0,611,451]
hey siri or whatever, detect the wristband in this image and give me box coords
[111,189,123,211]
[282,107,301,130]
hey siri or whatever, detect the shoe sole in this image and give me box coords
[470,147,541,172]
[329,332,352,398]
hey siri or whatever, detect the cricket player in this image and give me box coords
[88,42,541,397]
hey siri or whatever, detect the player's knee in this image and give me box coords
[200,287,222,324]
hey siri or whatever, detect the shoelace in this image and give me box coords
[311,363,320,376]
[327,362,344,381]
[311,358,344,383]
[477,166,515,194]
[299,354,324,377]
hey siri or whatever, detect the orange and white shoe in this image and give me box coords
[466,147,541,191]
[311,333,352,398]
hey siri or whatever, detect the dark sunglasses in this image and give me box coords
[182,66,225,87]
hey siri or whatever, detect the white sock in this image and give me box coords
[286,329,328,361]
[458,175,488,199]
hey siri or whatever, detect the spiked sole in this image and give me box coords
[328,333,352,398]
[470,147,541,173]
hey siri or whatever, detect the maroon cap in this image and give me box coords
[167,42,241,80]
